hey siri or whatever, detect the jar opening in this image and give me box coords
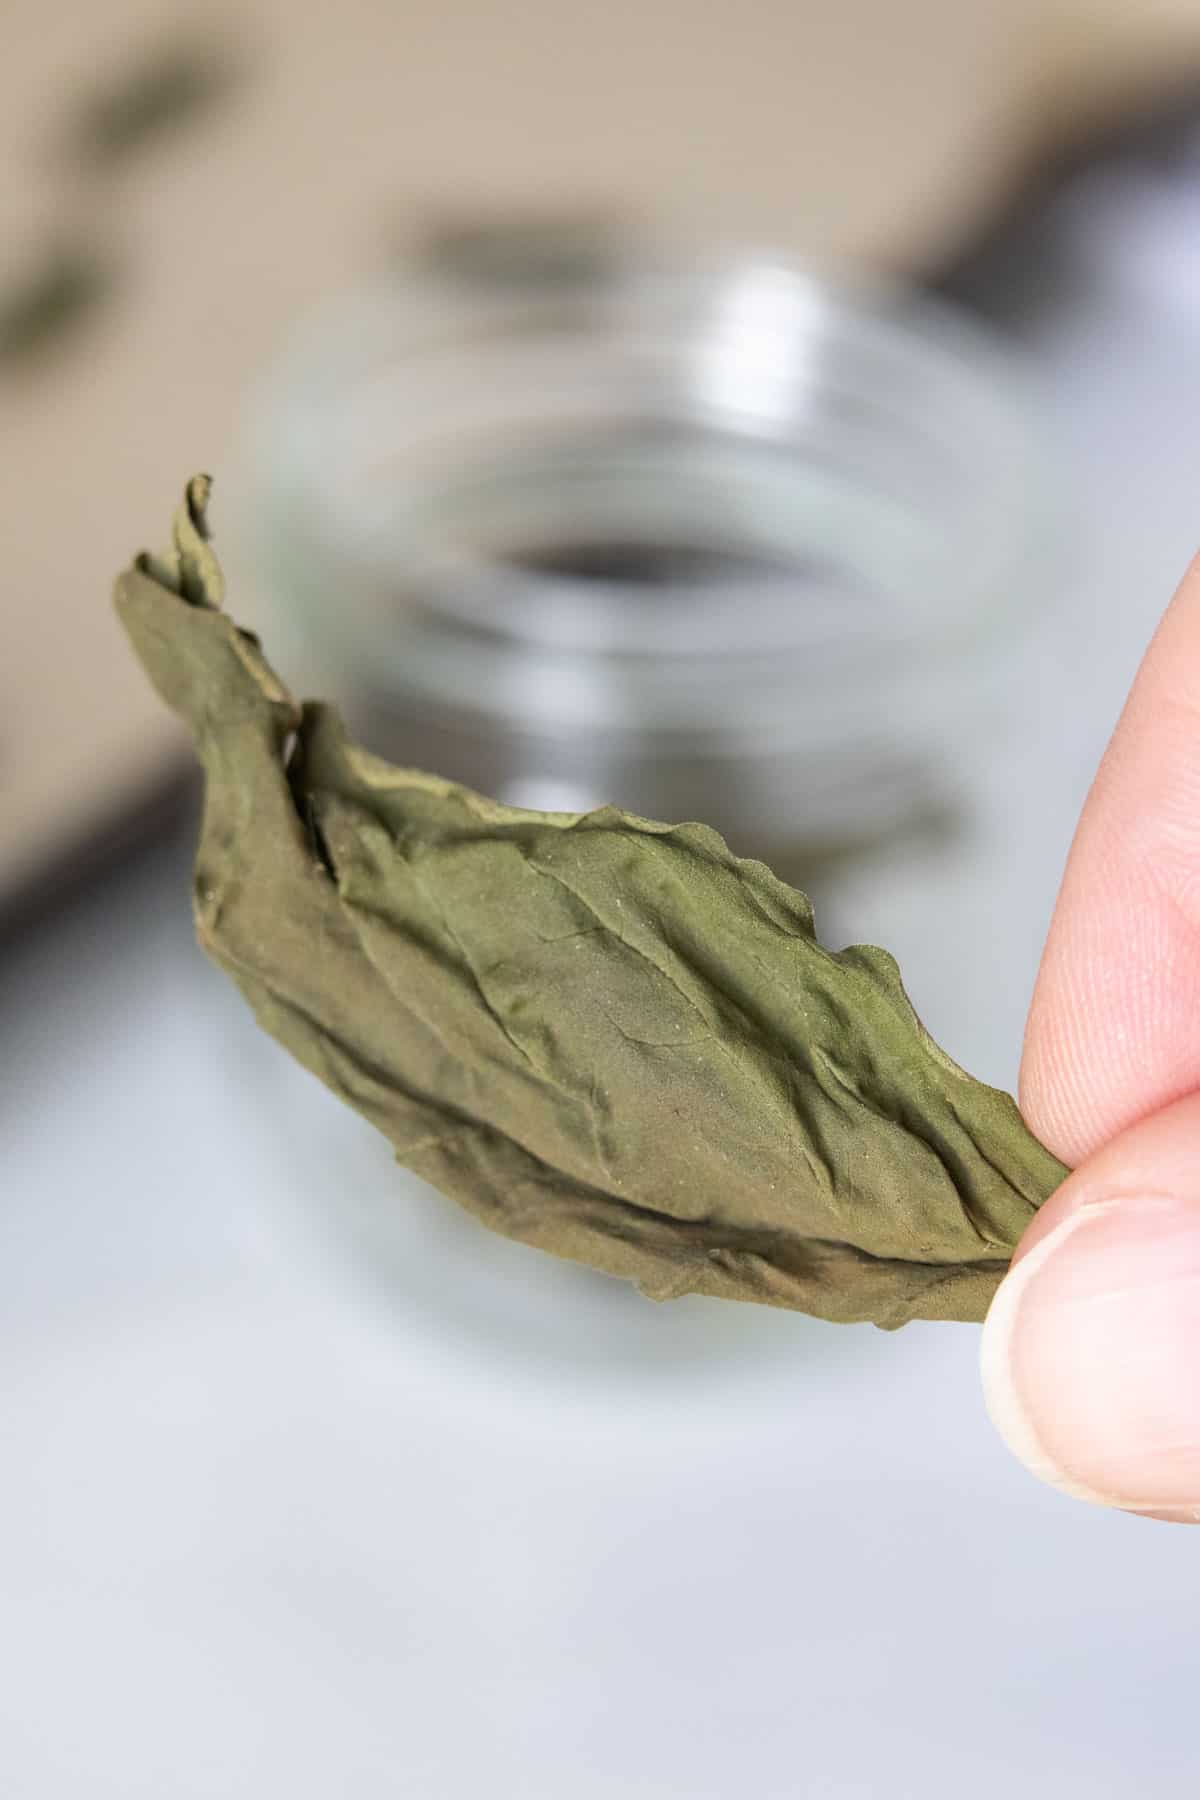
[249,258,1045,735]
[491,537,790,589]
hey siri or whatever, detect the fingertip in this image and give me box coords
[1015,545,1200,1164]
[982,1094,1200,1520]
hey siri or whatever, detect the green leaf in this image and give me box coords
[115,478,1068,1327]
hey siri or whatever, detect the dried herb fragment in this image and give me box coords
[115,478,1068,1327]
[57,40,238,169]
[0,245,113,366]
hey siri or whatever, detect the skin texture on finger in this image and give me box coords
[1021,551,1200,1165]
[991,553,1200,1521]
[981,1090,1200,1520]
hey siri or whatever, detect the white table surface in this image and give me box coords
[6,161,1200,1799]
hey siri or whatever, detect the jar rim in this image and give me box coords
[241,248,1052,736]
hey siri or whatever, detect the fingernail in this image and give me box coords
[981,1193,1200,1518]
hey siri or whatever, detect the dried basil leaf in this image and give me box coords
[115,478,1068,1328]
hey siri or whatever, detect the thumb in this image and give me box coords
[981,1089,1200,1523]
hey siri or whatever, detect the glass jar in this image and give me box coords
[240,249,1045,875]
[231,247,1048,1373]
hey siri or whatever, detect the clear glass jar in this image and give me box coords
[232,248,1048,1373]
[240,250,1045,877]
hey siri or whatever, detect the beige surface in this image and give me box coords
[4,0,1199,904]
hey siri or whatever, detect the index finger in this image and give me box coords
[1021,552,1200,1165]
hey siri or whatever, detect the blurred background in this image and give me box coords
[7,2,1200,1795]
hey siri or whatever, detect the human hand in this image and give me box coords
[982,554,1200,1522]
